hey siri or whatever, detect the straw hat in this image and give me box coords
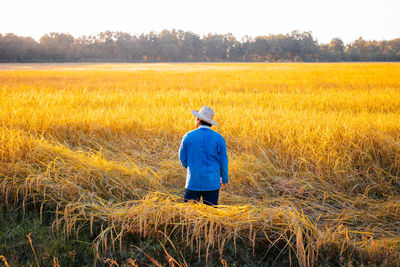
[191,106,218,126]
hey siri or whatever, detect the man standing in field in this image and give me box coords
[179,106,229,206]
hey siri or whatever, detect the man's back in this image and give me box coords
[179,125,229,191]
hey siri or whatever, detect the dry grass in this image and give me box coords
[0,255,10,267]
[1,62,400,265]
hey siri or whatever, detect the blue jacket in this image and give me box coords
[179,125,229,191]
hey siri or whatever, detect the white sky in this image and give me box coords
[1,0,399,44]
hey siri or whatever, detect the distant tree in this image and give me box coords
[252,37,269,61]
[203,33,231,61]
[318,44,331,61]
[263,33,295,61]
[240,35,254,61]
[0,33,38,62]
[329,38,344,53]
[159,29,181,61]
[346,37,366,61]
[39,33,75,61]
[384,39,400,61]
[1,30,400,62]
[114,32,136,61]
[291,31,319,61]
[327,38,345,61]
[181,31,203,61]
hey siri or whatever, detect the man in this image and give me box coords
[179,105,229,206]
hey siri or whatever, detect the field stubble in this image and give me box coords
[1,63,400,266]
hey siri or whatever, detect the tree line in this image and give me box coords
[1,30,399,62]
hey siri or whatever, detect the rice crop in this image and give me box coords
[1,62,400,266]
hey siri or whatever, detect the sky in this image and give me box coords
[1,0,399,44]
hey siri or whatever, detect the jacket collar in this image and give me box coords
[199,125,211,129]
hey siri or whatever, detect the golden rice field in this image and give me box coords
[1,62,400,266]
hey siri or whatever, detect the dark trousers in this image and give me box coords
[184,189,219,206]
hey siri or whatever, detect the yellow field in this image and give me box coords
[1,63,400,265]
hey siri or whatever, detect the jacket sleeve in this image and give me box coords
[218,137,229,184]
[179,135,188,168]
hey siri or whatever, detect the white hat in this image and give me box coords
[191,106,218,126]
